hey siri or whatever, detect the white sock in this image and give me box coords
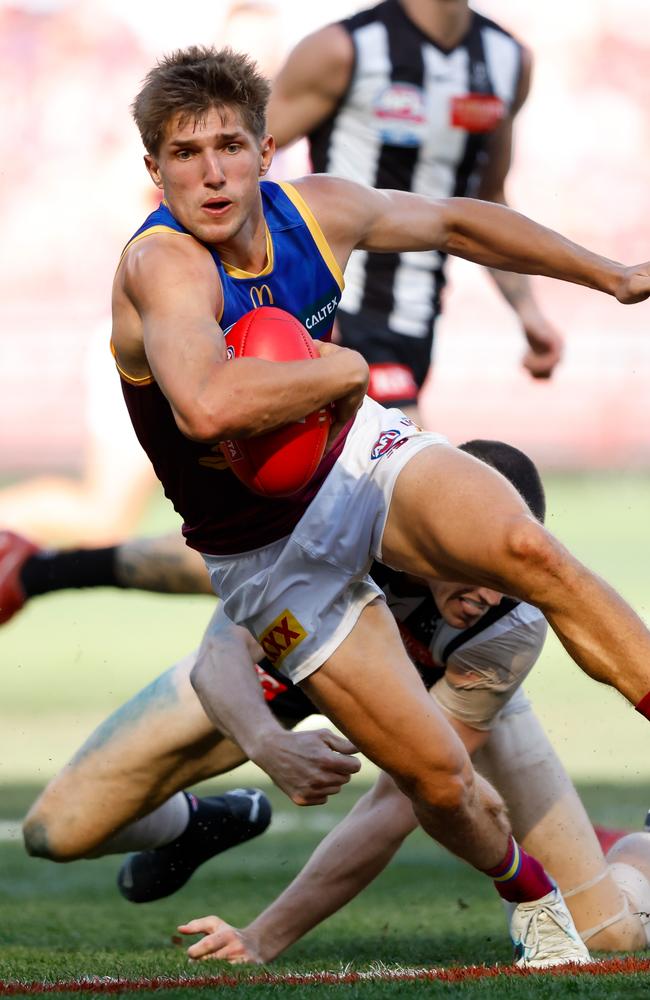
[94,792,191,856]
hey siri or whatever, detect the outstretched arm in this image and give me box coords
[179,771,418,962]
[298,175,650,305]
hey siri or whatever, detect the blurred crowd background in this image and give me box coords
[1,0,649,493]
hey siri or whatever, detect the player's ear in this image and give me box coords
[144,154,163,189]
[259,134,275,177]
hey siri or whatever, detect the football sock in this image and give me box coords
[96,792,191,855]
[484,836,555,904]
[635,692,650,721]
[20,546,123,597]
[117,788,272,903]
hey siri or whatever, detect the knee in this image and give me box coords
[23,808,80,862]
[398,758,473,814]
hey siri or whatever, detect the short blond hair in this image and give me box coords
[132,45,271,155]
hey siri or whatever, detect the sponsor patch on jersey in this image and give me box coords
[221,438,245,464]
[258,610,308,666]
[368,363,419,403]
[450,94,505,133]
[370,429,411,461]
[373,83,426,147]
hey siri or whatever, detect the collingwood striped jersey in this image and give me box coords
[309,0,523,340]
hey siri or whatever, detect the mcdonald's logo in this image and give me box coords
[250,284,274,308]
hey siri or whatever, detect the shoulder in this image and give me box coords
[290,174,384,224]
[280,22,354,90]
[288,174,385,259]
[118,229,215,297]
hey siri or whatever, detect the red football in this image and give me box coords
[220,307,332,497]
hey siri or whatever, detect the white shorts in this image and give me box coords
[203,397,447,684]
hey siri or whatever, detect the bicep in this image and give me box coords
[125,238,225,428]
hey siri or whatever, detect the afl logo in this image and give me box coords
[371,429,402,460]
[373,83,425,147]
[226,345,236,360]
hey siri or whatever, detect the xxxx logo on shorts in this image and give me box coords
[258,609,308,666]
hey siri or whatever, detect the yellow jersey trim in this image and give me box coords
[278,182,344,291]
[221,223,274,279]
[119,225,194,262]
[110,340,154,387]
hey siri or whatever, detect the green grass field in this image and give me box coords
[1,473,649,996]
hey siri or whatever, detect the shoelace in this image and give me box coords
[519,903,572,957]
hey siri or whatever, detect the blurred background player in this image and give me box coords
[268,0,564,418]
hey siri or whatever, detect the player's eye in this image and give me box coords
[176,149,193,160]
[225,143,241,154]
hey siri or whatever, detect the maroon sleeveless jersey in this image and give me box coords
[117,181,349,556]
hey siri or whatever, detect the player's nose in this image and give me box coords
[476,588,502,608]
[203,151,226,185]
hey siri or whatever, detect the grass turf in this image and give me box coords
[0,472,649,994]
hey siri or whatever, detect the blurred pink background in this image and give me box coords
[1,0,648,475]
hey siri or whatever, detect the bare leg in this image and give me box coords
[23,653,245,860]
[301,600,511,871]
[114,533,212,594]
[382,445,650,704]
[475,704,647,949]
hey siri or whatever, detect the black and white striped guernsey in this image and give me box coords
[308,0,523,342]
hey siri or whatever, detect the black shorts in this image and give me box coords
[257,659,316,724]
[336,308,436,408]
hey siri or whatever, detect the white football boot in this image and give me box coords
[510,886,591,967]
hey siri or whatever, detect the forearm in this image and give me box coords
[192,351,367,442]
[244,780,418,961]
[115,533,213,594]
[190,609,283,754]
[488,267,539,316]
[443,198,622,296]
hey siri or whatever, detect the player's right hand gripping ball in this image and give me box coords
[220,307,331,497]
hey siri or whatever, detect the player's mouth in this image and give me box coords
[457,595,489,620]
[201,197,233,216]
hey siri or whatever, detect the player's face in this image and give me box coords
[428,580,503,629]
[145,105,274,247]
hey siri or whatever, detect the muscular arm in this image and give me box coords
[113,234,367,443]
[297,175,648,304]
[476,49,563,378]
[267,25,353,148]
[190,607,360,806]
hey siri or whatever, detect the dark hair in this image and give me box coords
[459,439,546,523]
[132,45,271,155]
